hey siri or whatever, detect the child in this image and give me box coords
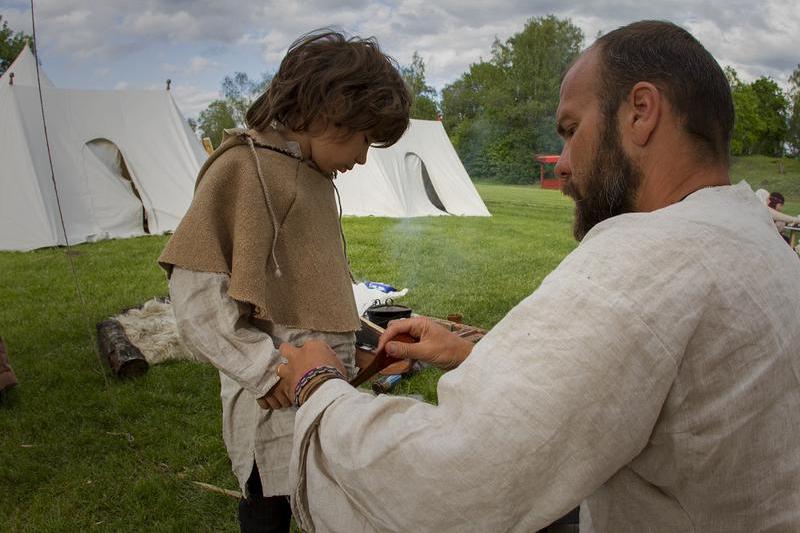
[159,30,410,533]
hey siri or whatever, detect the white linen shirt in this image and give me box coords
[289,182,800,532]
[169,268,355,496]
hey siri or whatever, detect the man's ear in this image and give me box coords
[623,81,661,147]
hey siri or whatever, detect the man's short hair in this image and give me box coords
[246,29,410,147]
[594,20,734,164]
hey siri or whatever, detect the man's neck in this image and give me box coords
[636,155,730,212]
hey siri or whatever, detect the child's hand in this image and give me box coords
[278,341,347,402]
[257,371,293,410]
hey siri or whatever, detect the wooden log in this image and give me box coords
[96,319,149,378]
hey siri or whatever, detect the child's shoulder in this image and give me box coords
[196,130,301,194]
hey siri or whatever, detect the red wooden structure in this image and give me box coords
[535,155,560,190]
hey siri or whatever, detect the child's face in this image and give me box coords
[309,125,372,174]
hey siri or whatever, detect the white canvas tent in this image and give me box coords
[335,119,490,217]
[0,46,206,251]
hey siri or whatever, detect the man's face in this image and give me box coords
[308,124,372,175]
[555,50,644,241]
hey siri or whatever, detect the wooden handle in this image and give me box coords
[349,328,416,387]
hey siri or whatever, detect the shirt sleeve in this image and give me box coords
[289,268,680,533]
[767,205,799,224]
[169,266,280,398]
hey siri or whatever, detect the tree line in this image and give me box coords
[435,16,800,182]
[2,14,800,183]
[190,16,800,183]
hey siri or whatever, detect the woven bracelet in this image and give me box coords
[297,374,338,406]
[294,365,345,407]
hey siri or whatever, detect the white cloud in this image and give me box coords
[114,81,129,90]
[187,56,216,74]
[160,56,218,76]
[170,84,221,118]
[12,0,800,97]
[123,10,199,40]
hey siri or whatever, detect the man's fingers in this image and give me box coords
[378,317,424,353]
[385,339,428,360]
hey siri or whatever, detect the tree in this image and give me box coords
[788,64,800,157]
[197,100,236,148]
[749,77,789,156]
[401,52,439,120]
[197,71,272,148]
[441,16,583,183]
[220,71,271,127]
[728,67,765,156]
[728,69,790,157]
[1,15,34,76]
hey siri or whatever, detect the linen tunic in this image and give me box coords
[290,182,800,532]
[170,267,355,496]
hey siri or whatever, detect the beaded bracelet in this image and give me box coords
[294,365,345,407]
[297,374,337,406]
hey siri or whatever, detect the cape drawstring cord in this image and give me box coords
[332,180,355,282]
[246,135,282,277]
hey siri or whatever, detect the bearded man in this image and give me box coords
[277,20,800,532]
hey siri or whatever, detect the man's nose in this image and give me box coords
[554,148,569,178]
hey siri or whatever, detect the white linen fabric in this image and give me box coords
[289,182,800,532]
[169,267,355,496]
[334,119,490,218]
[0,46,206,251]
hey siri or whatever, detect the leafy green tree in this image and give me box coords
[220,71,271,127]
[197,71,272,147]
[197,100,236,148]
[728,67,765,156]
[728,69,789,156]
[441,62,506,178]
[401,52,439,120]
[788,64,800,157]
[750,77,789,156]
[442,16,583,183]
[0,15,33,76]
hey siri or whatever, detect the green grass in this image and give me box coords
[0,184,576,532]
[2,153,797,530]
[731,155,800,212]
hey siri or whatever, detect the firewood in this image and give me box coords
[96,319,149,378]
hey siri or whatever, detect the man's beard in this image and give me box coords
[562,118,644,241]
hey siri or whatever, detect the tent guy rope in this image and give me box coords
[29,0,111,387]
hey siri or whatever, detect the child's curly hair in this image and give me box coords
[246,29,411,148]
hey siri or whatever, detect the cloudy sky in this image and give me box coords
[2,0,798,118]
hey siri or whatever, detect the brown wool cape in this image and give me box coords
[158,127,360,333]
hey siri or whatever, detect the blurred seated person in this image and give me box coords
[755,189,800,236]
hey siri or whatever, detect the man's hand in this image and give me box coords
[278,340,347,401]
[376,317,473,370]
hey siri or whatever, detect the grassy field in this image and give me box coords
[731,155,800,202]
[2,153,799,530]
[0,184,576,532]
